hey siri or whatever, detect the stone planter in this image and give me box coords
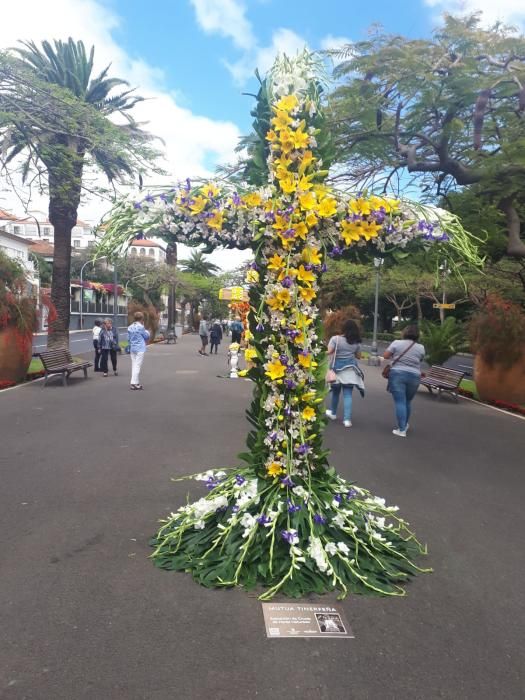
[474,353,525,405]
[0,326,32,386]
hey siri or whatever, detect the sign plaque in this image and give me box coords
[262,603,354,639]
[433,303,456,309]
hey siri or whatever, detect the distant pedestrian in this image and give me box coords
[383,325,426,438]
[128,311,150,390]
[98,318,119,377]
[231,316,243,344]
[210,319,223,354]
[198,315,209,355]
[325,319,364,428]
[92,319,102,372]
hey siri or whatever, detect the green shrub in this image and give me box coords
[421,318,465,366]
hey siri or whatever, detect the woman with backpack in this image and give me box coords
[198,315,210,356]
[98,318,119,377]
[325,319,365,428]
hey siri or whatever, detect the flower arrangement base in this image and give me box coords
[474,354,525,406]
[0,327,32,385]
[150,468,429,600]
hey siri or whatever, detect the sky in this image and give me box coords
[1,0,524,269]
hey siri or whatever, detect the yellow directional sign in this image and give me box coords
[219,286,248,302]
[433,303,456,309]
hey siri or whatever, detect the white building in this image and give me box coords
[0,228,40,296]
[128,238,167,262]
[0,208,95,249]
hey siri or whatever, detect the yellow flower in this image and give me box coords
[297,175,313,192]
[299,287,317,303]
[294,222,308,240]
[275,94,299,112]
[267,253,285,270]
[207,211,224,230]
[201,182,220,198]
[298,353,312,368]
[279,174,297,194]
[279,233,296,249]
[271,110,293,131]
[273,154,293,171]
[267,461,285,477]
[297,265,316,286]
[243,192,263,208]
[267,289,291,311]
[302,246,322,265]
[244,329,253,341]
[301,390,317,403]
[188,195,208,214]
[237,369,248,377]
[272,214,288,232]
[295,311,313,328]
[349,197,371,216]
[298,151,315,174]
[293,330,305,345]
[305,212,318,228]
[299,191,317,211]
[266,130,279,143]
[360,220,382,240]
[278,268,297,282]
[301,406,316,421]
[279,134,295,154]
[317,197,338,218]
[293,128,310,150]
[265,360,287,381]
[340,220,361,245]
[244,347,257,361]
[245,269,259,283]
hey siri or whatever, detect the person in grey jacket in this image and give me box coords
[198,315,209,356]
[98,318,119,377]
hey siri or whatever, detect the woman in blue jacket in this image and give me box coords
[127,311,150,390]
[98,318,119,377]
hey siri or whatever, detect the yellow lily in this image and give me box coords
[279,174,297,194]
[244,347,257,361]
[265,360,287,381]
[299,191,317,211]
[267,253,285,270]
[201,182,220,198]
[299,287,317,303]
[275,94,299,112]
[188,195,208,214]
[302,246,322,265]
[267,461,285,477]
[271,110,293,131]
[298,353,312,368]
[243,192,263,208]
[317,197,338,218]
[349,197,371,216]
[207,211,224,230]
[340,220,361,245]
[305,212,318,228]
[297,265,316,286]
[293,128,310,150]
[301,406,316,421]
[294,222,308,240]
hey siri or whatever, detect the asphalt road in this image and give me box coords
[1,337,523,699]
[32,328,128,355]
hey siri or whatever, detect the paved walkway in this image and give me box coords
[1,337,523,700]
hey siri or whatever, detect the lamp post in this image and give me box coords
[79,256,106,329]
[368,257,384,366]
[438,260,451,325]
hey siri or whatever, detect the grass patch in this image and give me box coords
[459,378,479,399]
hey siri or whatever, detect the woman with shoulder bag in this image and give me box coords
[98,318,119,377]
[383,325,426,437]
[325,319,365,428]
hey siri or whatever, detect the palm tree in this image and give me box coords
[0,39,158,346]
[179,250,220,277]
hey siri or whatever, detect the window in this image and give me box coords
[130,248,137,256]
[43,226,51,236]
[73,240,81,248]
[13,225,21,235]
[140,248,146,256]
[149,249,155,257]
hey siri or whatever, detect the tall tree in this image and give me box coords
[328,13,525,258]
[0,39,159,346]
[179,250,220,276]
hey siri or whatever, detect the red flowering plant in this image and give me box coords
[469,296,525,369]
[0,251,37,350]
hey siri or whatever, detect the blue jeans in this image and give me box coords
[388,370,420,431]
[330,384,353,421]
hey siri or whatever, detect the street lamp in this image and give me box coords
[368,257,384,366]
[438,260,451,325]
[79,256,106,329]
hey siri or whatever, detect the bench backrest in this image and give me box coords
[426,365,464,386]
[39,348,73,370]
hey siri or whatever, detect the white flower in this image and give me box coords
[332,513,345,528]
[337,542,350,555]
[240,513,256,529]
[194,520,205,530]
[325,542,338,555]
[293,485,309,502]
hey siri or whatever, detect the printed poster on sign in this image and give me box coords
[261,603,354,639]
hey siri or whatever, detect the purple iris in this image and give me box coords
[303,263,313,271]
[281,276,293,288]
[333,494,343,503]
[215,505,228,513]
[280,475,295,488]
[313,513,327,525]
[231,505,240,513]
[281,529,298,544]
[329,246,342,258]
[347,488,358,500]
[287,499,301,513]
[250,262,259,270]
[205,477,219,490]
[320,263,328,273]
[256,322,265,332]
[284,379,297,391]
[279,354,289,365]
[235,475,246,486]
[133,202,142,210]
[282,228,296,239]
[438,233,450,242]
[257,514,272,525]
[295,443,311,455]
[185,178,191,191]
[284,406,292,417]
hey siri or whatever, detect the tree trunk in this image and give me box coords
[166,242,178,329]
[500,198,525,258]
[415,294,423,323]
[46,146,84,348]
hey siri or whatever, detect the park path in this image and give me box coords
[0,336,523,700]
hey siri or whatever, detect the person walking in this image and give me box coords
[209,319,223,354]
[92,319,102,372]
[98,318,119,377]
[230,316,243,344]
[325,319,365,428]
[198,315,210,355]
[383,325,426,438]
[128,311,150,390]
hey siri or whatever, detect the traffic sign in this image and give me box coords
[433,303,456,309]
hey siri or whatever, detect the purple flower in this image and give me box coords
[250,262,259,270]
[279,354,289,365]
[282,228,296,239]
[268,431,278,442]
[303,263,313,271]
[133,202,142,210]
[287,499,301,513]
[281,529,299,545]
[235,475,246,486]
[185,178,191,191]
[216,505,228,513]
[205,477,219,490]
[320,263,328,273]
[281,276,293,288]
[333,494,343,503]
[284,379,297,391]
[257,514,272,525]
[295,443,311,455]
[284,406,292,417]
[232,193,241,206]
[347,488,358,500]
[313,513,326,525]
[231,505,240,513]
[256,322,265,332]
[280,475,295,488]
[329,246,342,258]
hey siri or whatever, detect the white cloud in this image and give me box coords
[190,0,256,50]
[0,0,247,269]
[225,27,308,85]
[320,34,352,67]
[424,0,525,26]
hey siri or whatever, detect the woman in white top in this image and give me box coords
[92,319,102,372]
[383,325,426,438]
[325,319,365,428]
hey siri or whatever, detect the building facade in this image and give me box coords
[0,208,95,249]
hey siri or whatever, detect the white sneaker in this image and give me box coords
[343,420,352,428]
[392,429,407,438]
[325,410,336,420]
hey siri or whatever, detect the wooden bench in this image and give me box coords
[38,348,92,387]
[420,366,465,402]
